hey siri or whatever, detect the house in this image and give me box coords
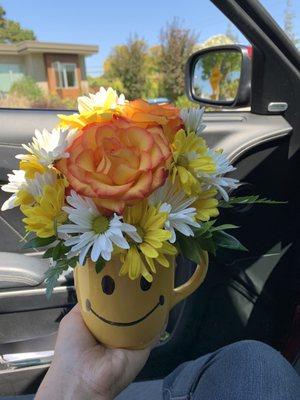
[0,41,99,99]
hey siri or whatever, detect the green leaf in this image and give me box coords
[44,265,64,298]
[51,244,62,261]
[211,224,239,232]
[219,195,287,208]
[45,272,60,299]
[23,235,57,249]
[68,257,78,269]
[213,230,248,252]
[95,258,106,274]
[194,220,216,238]
[177,234,209,264]
[42,247,54,259]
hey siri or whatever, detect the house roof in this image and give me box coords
[0,41,98,56]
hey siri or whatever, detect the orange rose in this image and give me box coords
[55,118,171,213]
[122,99,183,142]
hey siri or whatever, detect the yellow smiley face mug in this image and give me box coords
[75,253,208,349]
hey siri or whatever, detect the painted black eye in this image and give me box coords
[101,275,115,295]
[140,276,152,291]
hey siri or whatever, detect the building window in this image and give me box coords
[52,62,77,88]
[0,64,24,93]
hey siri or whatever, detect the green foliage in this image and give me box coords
[10,76,43,103]
[159,19,198,101]
[213,231,248,252]
[174,95,198,109]
[218,195,287,208]
[95,257,106,273]
[87,75,125,94]
[45,256,77,299]
[104,36,148,99]
[23,235,57,249]
[0,6,36,43]
[177,220,246,264]
[42,239,78,298]
[194,50,242,101]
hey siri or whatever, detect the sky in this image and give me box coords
[1,0,299,76]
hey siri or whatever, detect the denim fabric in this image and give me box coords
[118,340,300,400]
[162,340,300,400]
[116,379,163,399]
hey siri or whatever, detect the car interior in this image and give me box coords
[0,0,299,397]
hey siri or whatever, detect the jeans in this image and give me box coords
[117,340,300,400]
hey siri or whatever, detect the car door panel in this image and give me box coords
[0,0,299,393]
[0,108,293,383]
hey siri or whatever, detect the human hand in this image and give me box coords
[36,304,152,400]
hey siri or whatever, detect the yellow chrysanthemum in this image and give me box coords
[19,155,46,179]
[171,129,216,196]
[58,87,126,129]
[22,179,67,238]
[194,188,219,221]
[120,201,177,282]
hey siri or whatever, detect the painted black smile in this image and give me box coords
[85,295,165,327]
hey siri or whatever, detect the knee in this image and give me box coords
[221,340,283,367]
[228,340,276,356]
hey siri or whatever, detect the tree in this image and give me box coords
[0,5,36,43]
[159,19,198,101]
[193,35,241,102]
[104,36,148,99]
[225,22,239,43]
[144,45,163,99]
[283,0,299,47]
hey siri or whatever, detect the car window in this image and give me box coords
[259,0,300,53]
[0,0,249,111]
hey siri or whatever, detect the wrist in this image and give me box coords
[36,359,110,400]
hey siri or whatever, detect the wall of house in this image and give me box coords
[44,53,82,99]
[0,55,25,93]
[79,55,89,94]
[24,54,48,94]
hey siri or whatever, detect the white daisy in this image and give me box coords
[1,170,26,211]
[57,190,138,265]
[77,87,126,114]
[16,127,74,166]
[25,170,57,198]
[200,149,239,201]
[150,179,200,243]
[1,169,57,211]
[180,107,206,135]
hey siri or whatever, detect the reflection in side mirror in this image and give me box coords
[186,45,252,108]
[193,50,242,103]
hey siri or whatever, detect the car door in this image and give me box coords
[0,0,299,396]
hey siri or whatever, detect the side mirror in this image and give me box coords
[185,45,252,108]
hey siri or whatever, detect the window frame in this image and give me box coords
[52,61,78,89]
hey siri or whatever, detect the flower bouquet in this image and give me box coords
[1,88,279,349]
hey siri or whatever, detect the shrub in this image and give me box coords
[174,95,198,109]
[9,76,44,102]
[31,94,77,110]
[87,75,125,94]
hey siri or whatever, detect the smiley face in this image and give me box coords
[85,275,165,326]
[75,257,174,349]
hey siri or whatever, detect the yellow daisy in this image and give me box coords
[194,188,219,222]
[22,178,67,238]
[120,201,177,282]
[58,87,126,129]
[18,155,46,179]
[171,129,216,196]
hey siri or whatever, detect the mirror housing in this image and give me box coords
[185,45,252,108]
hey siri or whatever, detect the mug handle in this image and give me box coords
[170,251,208,309]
